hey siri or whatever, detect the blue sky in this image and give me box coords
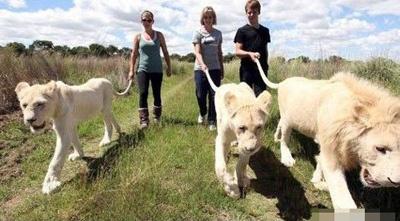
[0,0,399,60]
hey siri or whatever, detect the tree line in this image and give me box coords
[1,40,346,64]
[1,40,132,58]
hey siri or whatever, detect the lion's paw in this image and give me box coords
[68,152,82,161]
[239,176,251,188]
[42,177,61,194]
[281,155,296,167]
[312,181,329,191]
[224,184,240,199]
[99,138,111,147]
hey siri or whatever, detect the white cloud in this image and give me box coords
[333,0,400,16]
[0,0,26,8]
[0,0,398,60]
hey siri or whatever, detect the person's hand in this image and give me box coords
[166,66,172,77]
[249,52,260,62]
[128,70,135,80]
[201,64,208,72]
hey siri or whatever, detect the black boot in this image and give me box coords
[138,108,149,129]
[153,106,162,123]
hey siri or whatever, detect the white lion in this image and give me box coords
[15,78,131,194]
[255,60,400,209]
[203,69,272,198]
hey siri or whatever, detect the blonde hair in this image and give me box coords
[200,6,217,25]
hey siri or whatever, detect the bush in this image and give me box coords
[352,57,400,94]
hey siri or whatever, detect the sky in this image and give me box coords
[0,0,399,60]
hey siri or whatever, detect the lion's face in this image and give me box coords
[15,81,58,134]
[358,124,400,188]
[223,90,271,156]
[231,106,267,156]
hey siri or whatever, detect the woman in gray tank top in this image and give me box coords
[128,10,172,129]
[192,6,224,131]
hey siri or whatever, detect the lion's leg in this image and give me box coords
[319,150,357,209]
[279,120,296,167]
[42,128,70,194]
[110,114,121,134]
[236,154,251,197]
[215,133,240,198]
[69,127,84,161]
[311,155,328,190]
[99,111,113,146]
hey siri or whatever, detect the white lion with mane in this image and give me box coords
[255,59,400,209]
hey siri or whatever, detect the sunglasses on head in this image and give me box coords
[141,19,153,22]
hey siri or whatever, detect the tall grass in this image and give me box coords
[0,51,197,114]
[1,51,399,113]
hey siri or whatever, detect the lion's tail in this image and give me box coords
[255,59,279,89]
[204,69,219,91]
[114,80,132,96]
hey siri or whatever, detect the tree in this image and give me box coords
[89,43,108,57]
[223,53,236,62]
[106,45,119,56]
[328,55,344,63]
[273,56,286,64]
[296,55,310,63]
[70,46,90,57]
[170,53,181,60]
[53,45,70,56]
[30,40,54,51]
[180,52,195,62]
[119,47,132,58]
[6,42,26,55]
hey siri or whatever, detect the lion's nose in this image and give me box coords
[245,146,258,152]
[26,118,37,124]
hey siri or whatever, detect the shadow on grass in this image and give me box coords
[81,130,145,182]
[249,147,312,221]
[290,131,400,218]
[162,116,199,127]
[343,169,400,219]
[291,131,320,167]
[361,187,400,219]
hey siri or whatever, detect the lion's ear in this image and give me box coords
[391,104,400,123]
[15,82,30,95]
[256,90,272,114]
[224,91,239,115]
[353,102,370,126]
[44,80,57,96]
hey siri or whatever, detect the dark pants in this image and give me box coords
[240,65,267,97]
[137,71,163,108]
[194,69,221,124]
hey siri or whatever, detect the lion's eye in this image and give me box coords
[36,102,45,108]
[22,103,27,108]
[376,146,388,154]
[238,126,246,133]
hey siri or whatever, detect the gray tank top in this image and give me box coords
[137,32,163,73]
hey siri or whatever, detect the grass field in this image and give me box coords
[1,57,400,220]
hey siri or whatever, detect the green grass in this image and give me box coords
[1,58,400,220]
